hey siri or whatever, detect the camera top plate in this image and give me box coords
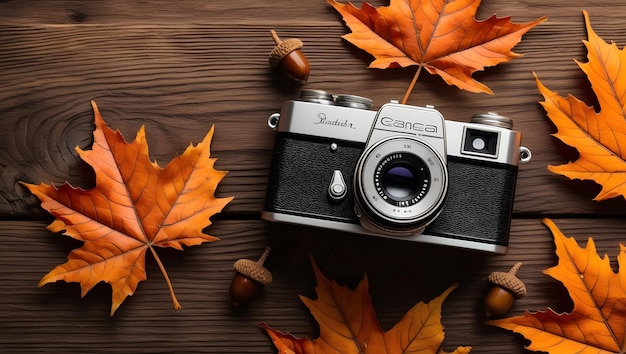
[276,100,376,142]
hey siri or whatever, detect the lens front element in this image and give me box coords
[376,154,430,206]
[354,137,448,234]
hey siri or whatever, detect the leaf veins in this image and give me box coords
[22,101,233,315]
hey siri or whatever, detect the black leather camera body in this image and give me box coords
[262,90,531,254]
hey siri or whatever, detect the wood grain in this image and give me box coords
[2,5,626,217]
[1,218,624,353]
[1,1,626,353]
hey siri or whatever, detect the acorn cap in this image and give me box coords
[233,247,272,285]
[487,262,526,298]
[269,30,304,68]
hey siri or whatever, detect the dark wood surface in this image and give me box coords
[1,1,625,353]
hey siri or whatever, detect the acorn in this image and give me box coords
[229,247,272,307]
[269,29,310,82]
[484,262,526,318]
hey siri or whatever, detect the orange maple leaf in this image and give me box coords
[488,218,626,353]
[328,0,546,101]
[261,256,470,354]
[537,11,626,201]
[21,101,233,316]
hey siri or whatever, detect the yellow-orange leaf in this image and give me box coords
[261,256,470,354]
[488,218,626,353]
[21,101,233,316]
[537,11,626,201]
[328,0,546,97]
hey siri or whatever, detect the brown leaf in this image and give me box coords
[488,218,626,353]
[537,11,626,201]
[21,101,233,315]
[261,256,470,354]
[328,0,546,99]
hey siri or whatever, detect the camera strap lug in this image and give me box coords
[519,146,532,163]
[268,113,280,130]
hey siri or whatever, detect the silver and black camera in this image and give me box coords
[262,89,531,253]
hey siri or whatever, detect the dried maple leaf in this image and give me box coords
[328,0,546,101]
[21,101,233,316]
[537,11,626,201]
[261,256,470,354]
[488,218,626,353]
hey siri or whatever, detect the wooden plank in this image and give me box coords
[1,218,624,352]
[0,1,347,26]
[3,14,626,217]
[2,0,626,26]
[2,0,626,353]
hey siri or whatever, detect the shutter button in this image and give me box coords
[328,170,347,200]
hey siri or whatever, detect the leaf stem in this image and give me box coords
[402,65,423,104]
[149,245,182,311]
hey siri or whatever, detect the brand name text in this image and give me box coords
[315,113,356,129]
[380,117,438,133]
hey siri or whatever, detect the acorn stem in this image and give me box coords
[270,30,282,45]
[257,247,271,265]
[508,262,522,275]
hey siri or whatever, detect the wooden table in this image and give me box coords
[2,1,625,353]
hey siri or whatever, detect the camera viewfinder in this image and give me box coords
[462,128,499,158]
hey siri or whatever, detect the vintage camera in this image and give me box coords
[262,90,531,253]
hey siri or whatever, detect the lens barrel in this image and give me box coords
[354,137,448,235]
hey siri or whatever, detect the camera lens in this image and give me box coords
[354,137,448,234]
[383,165,417,199]
[377,155,430,205]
